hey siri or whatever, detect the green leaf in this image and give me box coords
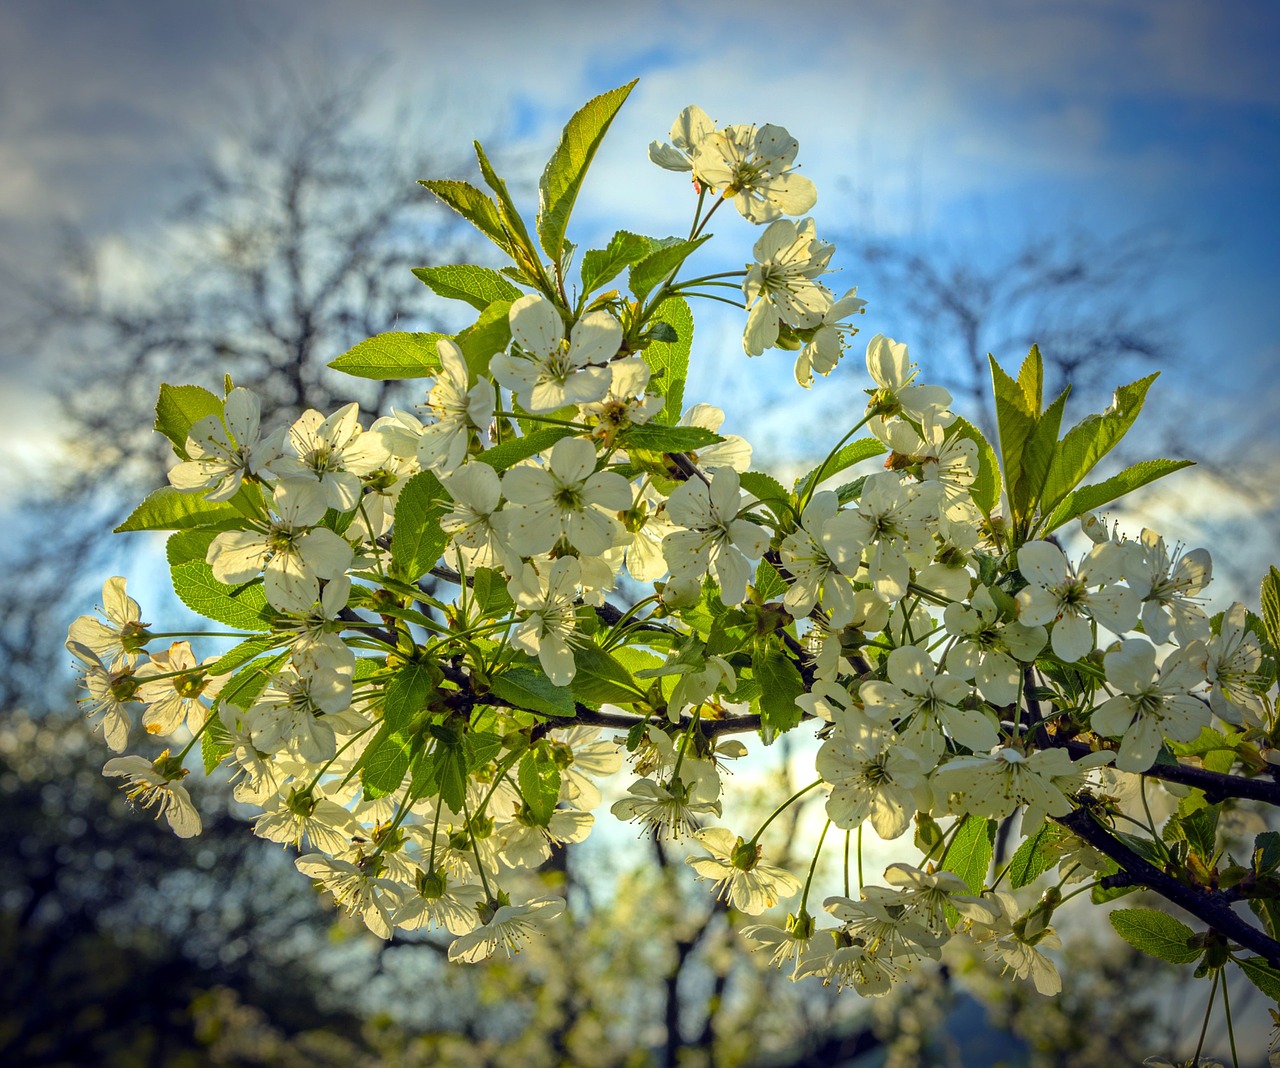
[948,417,1001,517]
[479,426,578,472]
[216,652,287,712]
[383,662,438,732]
[943,816,996,895]
[1019,385,1069,516]
[1261,566,1280,652]
[621,424,722,453]
[752,645,804,737]
[473,141,544,287]
[754,558,788,602]
[358,722,415,799]
[518,745,562,826]
[1166,803,1220,861]
[204,636,281,677]
[1039,372,1160,518]
[571,644,644,706]
[581,230,653,295]
[455,299,514,381]
[155,384,222,454]
[201,713,234,774]
[537,80,637,262]
[469,567,515,619]
[1238,956,1280,1002]
[490,666,576,718]
[328,331,445,380]
[167,531,273,632]
[391,470,451,583]
[1108,908,1201,964]
[1042,459,1194,534]
[629,236,712,303]
[1255,831,1280,874]
[412,264,522,312]
[115,486,247,534]
[1008,820,1066,889]
[989,353,1038,521]
[793,438,887,499]
[418,179,510,254]
[1251,898,1280,941]
[739,471,791,523]
[641,296,693,425]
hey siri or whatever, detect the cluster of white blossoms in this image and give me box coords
[67,89,1280,1024]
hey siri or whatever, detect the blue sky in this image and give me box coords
[2,0,1277,591]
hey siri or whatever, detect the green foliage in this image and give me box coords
[519,744,562,825]
[581,230,653,295]
[949,417,1002,517]
[1007,820,1067,889]
[327,331,446,380]
[417,178,511,255]
[1261,566,1280,651]
[570,644,644,707]
[115,486,248,533]
[478,426,579,471]
[154,382,222,455]
[751,643,804,737]
[629,236,712,303]
[640,296,693,424]
[537,80,637,263]
[1042,458,1195,534]
[167,530,273,631]
[620,424,721,453]
[490,666,576,718]
[412,264,522,311]
[1108,909,1201,964]
[793,437,887,499]
[390,470,450,583]
[943,816,996,895]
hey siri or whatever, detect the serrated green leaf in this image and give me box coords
[1039,372,1160,519]
[217,651,287,712]
[943,816,996,895]
[581,230,653,295]
[204,636,282,676]
[949,417,1002,517]
[469,567,515,619]
[538,80,636,262]
[1008,820,1063,888]
[752,645,804,737]
[479,426,578,471]
[518,745,562,826]
[1042,458,1195,535]
[630,236,711,303]
[1167,803,1219,861]
[155,384,223,454]
[384,662,438,733]
[1261,567,1280,652]
[201,713,234,774]
[621,424,721,453]
[1018,385,1069,516]
[391,470,450,583]
[1108,908,1201,964]
[455,299,514,381]
[1239,956,1280,1001]
[473,141,545,288]
[641,296,693,425]
[1251,897,1280,941]
[793,438,887,499]
[1254,831,1280,874]
[739,470,791,524]
[418,179,511,254]
[358,723,415,799]
[490,666,576,718]
[570,644,644,706]
[990,354,1037,520]
[754,558,788,602]
[115,486,246,534]
[412,264,522,311]
[168,531,273,631]
[328,331,446,380]
[1017,346,1044,412]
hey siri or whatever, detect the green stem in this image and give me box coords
[748,779,823,847]
[1222,966,1239,1068]
[1192,968,1219,1067]
[796,412,875,512]
[799,819,832,913]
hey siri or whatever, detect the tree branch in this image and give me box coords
[1054,806,1280,967]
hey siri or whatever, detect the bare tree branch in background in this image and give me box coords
[2,64,480,709]
[841,226,1181,436]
